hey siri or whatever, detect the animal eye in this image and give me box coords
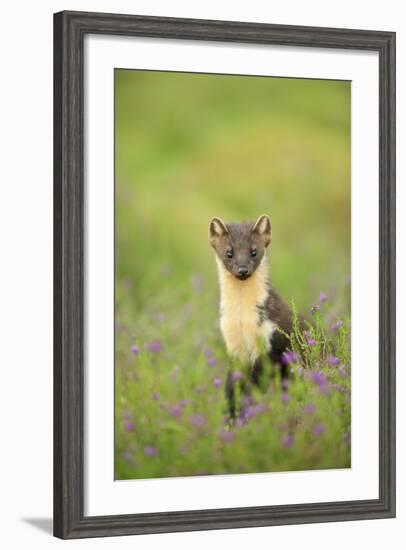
[226,250,233,259]
[251,249,257,257]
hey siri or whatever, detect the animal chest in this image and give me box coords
[219,284,275,365]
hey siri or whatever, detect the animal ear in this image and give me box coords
[252,214,272,246]
[209,217,228,243]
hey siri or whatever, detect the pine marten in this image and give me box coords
[209,215,303,415]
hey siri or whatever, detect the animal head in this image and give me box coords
[209,214,272,280]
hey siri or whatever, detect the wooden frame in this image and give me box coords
[54,10,396,539]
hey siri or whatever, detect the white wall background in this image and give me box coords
[0,1,403,548]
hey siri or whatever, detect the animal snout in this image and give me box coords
[238,266,249,277]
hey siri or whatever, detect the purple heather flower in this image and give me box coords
[207,356,217,366]
[169,404,183,418]
[239,408,251,422]
[319,292,327,303]
[313,424,326,436]
[122,408,132,418]
[152,391,161,401]
[144,445,158,457]
[338,364,347,378]
[218,430,235,444]
[231,371,243,383]
[332,319,344,331]
[203,348,214,358]
[131,345,140,355]
[213,377,223,388]
[179,399,189,407]
[297,366,304,377]
[243,404,266,419]
[304,403,316,414]
[312,371,327,388]
[195,386,206,394]
[281,433,294,449]
[189,414,207,428]
[281,351,299,365]
[304,331,316,346]
[146,340,163,353]
[123,420,135,432]
[326,355,340,366]
[281,392,290,404]
[311,304,320,315]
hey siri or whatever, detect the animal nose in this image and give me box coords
[238,266,249,277]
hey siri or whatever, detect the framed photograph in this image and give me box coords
[54,10,396,539]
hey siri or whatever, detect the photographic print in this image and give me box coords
[114,70,351,480]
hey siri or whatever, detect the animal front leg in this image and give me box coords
[225,369,237,420]
[268,330,291,380]
[250,356,263,387]
[225,367,253,421]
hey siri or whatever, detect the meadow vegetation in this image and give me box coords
[114,70,351,479]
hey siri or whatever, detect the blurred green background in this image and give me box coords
[115,70,350,312]
[114,70,351,479]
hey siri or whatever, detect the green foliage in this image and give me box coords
[115,282,350,479]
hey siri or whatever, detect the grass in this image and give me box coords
[114,69,351,479]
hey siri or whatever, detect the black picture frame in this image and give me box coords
[54,10,396,539]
